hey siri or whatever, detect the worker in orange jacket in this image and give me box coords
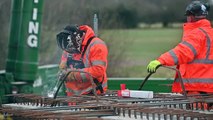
[56,25,108,96]
[147,1,213,95]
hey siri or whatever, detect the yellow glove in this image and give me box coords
[147,60,161,73]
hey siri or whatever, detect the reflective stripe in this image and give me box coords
[169,50,178,64]
[67,79,107,95]
[81,86,93,94]
[198,28,211,59]
[80,73,88,82]
[92,60,106,66]
[190,59,213,64]
[181,41,197,57]
[189,28,213,64]
[176,78,213,83]
[67,86,93,95]
[85,40,106,67]
[78,69,88,82]
[66,87,81,95]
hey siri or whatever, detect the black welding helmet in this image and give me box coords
[185,0,210,18]
[56,25,84,54]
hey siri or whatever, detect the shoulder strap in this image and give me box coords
[81,36,96,58]
[81,36,104,93]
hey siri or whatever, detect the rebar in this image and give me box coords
[1,92,213,120]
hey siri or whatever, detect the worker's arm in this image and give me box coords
[147,29,205,73]
[158,29,204,66]
[59,51,68,69]
[83,43,108,82]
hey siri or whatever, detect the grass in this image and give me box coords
[40,28,183,78]
[101,28,182,78]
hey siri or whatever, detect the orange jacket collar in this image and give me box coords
[79,25,96,46]
[183,19,211,32]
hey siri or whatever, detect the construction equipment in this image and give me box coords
[1,65,212,119]
[1,91,213,119]
[139,66,187,99]
[0,0,44,103]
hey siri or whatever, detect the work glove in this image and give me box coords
[59,61,67,69]
[58,69,77,82]
[66,71,77,82]
[57,69,68,81]
[147,60,161,73]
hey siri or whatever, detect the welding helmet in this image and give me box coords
[56,25,84,54]
[185,0,210,18]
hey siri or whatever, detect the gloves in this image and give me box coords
[67,71,76,82]
[58,69,77,82]
[59,61,67,69]
[147,60,161,73]
[57,69,68,81]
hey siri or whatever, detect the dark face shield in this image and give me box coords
[56,32,81,54]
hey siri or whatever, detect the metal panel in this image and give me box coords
[14,0,43,81]
[6,0,23,73]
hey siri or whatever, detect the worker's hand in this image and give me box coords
[59,61,67,69]
[57,69,68,81]
[58,69,77,82]
[147,60,161,73]
[66,71,77,82]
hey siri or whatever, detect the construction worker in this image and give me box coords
[56,25,108,96]
[147,1,213,96]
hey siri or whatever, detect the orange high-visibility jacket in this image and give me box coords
[60,25,108,95]
[157,19,213,93]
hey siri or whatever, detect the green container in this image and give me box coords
[14,0,43,81]
[108,78,173,93]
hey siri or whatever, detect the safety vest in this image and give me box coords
[61,25,108,96]
[157,19,213,93]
